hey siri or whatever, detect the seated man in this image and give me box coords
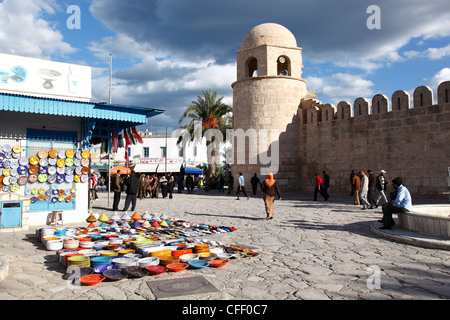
[379,177,412,229]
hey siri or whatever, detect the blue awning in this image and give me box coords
[184,167,204,174]
[0,92,164,124]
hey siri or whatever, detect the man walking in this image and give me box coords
[359,171,371,210]
[250,173,261,197]
[236,172,249,200]
[375,170,388,208]
[314,173,327,201]
[112,170,122,211]
[122,171,139,211]
[367,170,377,209]
[322,171,330,200]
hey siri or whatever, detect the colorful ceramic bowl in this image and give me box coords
[165,263,189,272]
[187,259,210,269]
[102,269,127,281]
[145,265,168,275]
[80,274,105,286]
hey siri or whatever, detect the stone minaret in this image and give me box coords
[231,23,308,189]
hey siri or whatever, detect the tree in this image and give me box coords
[178,89,232,177]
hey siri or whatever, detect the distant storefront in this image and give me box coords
[0,53,163,228]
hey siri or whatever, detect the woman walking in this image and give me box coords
[260,172,282,220]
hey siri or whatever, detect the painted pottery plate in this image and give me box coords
[65,158,74,166]
[17,165,28,175]
[39,158,48,167]
[29,156,39,165]
[81,158,89,167]
[38,166,47,174]
[57,159,66,168]
[38,149,48,159]
[48,149,58,158]
[12,145,22,154]
[47,166,56,175]
[47,175,56,183]
[65,149,74,158]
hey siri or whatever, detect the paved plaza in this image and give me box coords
[0,188,449,301]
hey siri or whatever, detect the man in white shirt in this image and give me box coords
[359,171,370,210]
[236,172,249,200]
[379,177,412,229]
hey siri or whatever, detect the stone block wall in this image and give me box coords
[296,81,450,197]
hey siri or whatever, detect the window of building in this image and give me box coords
[178,147,183,157]
[160,146,166,158]
[143,147,149,157]
[277,56,290,76]
[246,57,258,78]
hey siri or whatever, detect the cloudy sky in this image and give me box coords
[0,0,449,133]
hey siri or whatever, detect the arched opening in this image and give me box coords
[246,57,258,78]
[277,56,290,76]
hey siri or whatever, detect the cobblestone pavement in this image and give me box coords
[0,189,449,300]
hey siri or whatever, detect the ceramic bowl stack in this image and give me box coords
[40,227,55,242]
[93,240,109,251]
[137,244,164,257]
[63,238,79,249]
[137,257,160,268]
[79,241,94,249]
[109,238,123,245]
[90,256,112,268]
[111,258,138,269]
[67,255,90,268]
[58,250,78,264]
[193,244,209,254]
[159,256,180,266]
[46,239,63,251]
[179,253,199,263]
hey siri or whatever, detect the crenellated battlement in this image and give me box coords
[299,81,450,125]
[296,80,450,197]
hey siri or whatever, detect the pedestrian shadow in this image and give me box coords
[285,219,380,238]
[184,211,264,221]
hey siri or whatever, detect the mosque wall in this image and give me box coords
[296,81,450,197]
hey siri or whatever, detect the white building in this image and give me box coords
[110,130,231,175]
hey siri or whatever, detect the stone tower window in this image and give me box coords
[246,57,258,77]
[277,56,290,76]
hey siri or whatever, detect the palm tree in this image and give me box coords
[178,89,232,177]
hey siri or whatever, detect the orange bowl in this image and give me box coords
[80,274,106,286]
[172,249,193,258]
[209,259,230,268]
[166,263,189,272]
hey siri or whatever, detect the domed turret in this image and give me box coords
[241,23,298,50]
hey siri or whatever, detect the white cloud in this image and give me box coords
[423,68,450,89]
[404,44,450,60]
[306,73,375,105]
[0,0,75,59]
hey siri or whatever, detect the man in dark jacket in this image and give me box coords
[111,170,122,211]
[122,171,139,211]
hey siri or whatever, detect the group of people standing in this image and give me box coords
[138,174,175,200]
[350,169,388,210]
[111,171,176,212]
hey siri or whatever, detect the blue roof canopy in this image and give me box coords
[0,92,164,124]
